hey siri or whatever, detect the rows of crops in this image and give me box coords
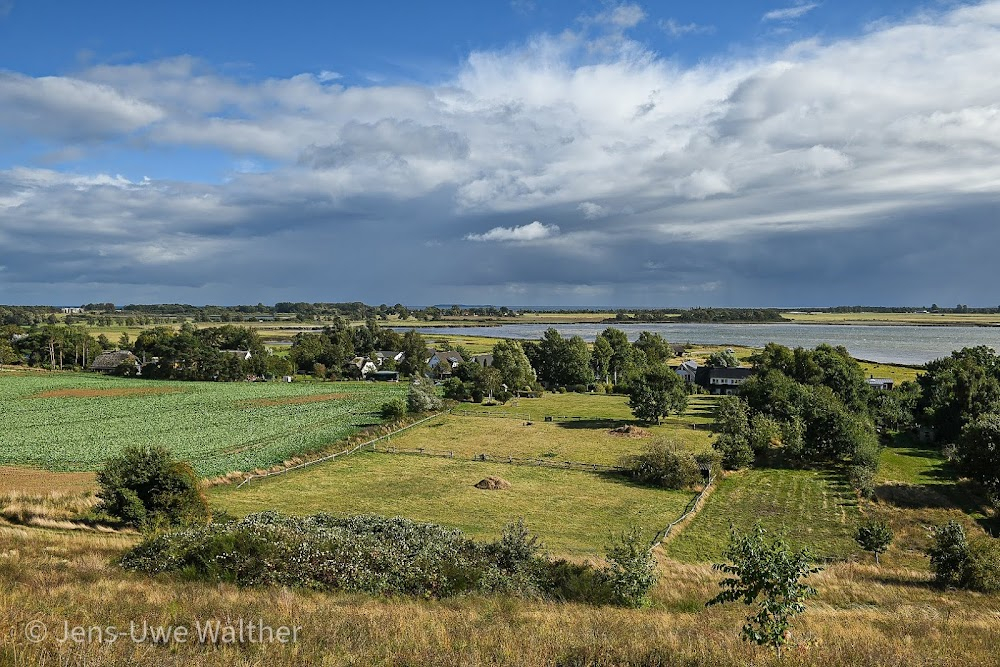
[0,373,406,476]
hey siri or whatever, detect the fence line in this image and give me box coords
[371,445,623,473]
[452,410,532,421]
[236,410,451,488]
[650,472,715,548]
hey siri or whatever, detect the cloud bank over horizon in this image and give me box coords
[2,2,1000,307]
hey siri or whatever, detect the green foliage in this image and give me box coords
[605,528,658,608]
[491,340,536,393]
[380,398,407,421]
[398,329,429,377]
[627,364,688,425]
[707,349,740,368]
[634,331,674,364]
[122,512,617,603]
[928,521,970,588]
[623,440,703,490]
[536,329,592,388]
[749,413,783,457]
[708,526,821,657]
[97,444,208,529]
[854,519,893,565]
[407,382,443,413]
[917,346,1000,444]
[964,537,1000,593]
[713,396,754,469]
[957,413,1000,505]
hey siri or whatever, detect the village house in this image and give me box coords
[866,377,894,391]
[375,350,404,366]
[426,350,464,376]
[705,367,754,395]
[89,350,140,374]
[675,360,699,383]
[221,349,253,361]
[348,356,379,377]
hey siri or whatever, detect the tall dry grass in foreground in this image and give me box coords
[1,525,999,666]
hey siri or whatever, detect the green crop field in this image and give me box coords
[212,452,695,556]
[665,468,861,563]
[0,373,405,477]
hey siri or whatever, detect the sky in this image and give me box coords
[1,0,999,308]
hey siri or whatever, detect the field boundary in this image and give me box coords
[370,445,624,473]
[235,410,451,488]
[650,472,715,547]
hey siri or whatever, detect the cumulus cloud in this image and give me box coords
[464,221,560,242]
[3,2,1000,305]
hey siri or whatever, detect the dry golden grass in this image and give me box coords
[2,524,999,666]
[0,467,96,495]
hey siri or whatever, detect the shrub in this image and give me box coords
[928,520,969,588]
[623,440,702,490]
[122,512,617,603]
[558,386,568,394]
[407,382,443,413]
[848,464,877,499]
[380,398,407,422]
[97,444,207,529]
[470,388,484,403]
[494,389,513,404]
[855,518,893,565]
[605,528,657,608]
[571,384,589,394]
[312,362,326,379]
[964,537,1000,593]
[441,377,469,401]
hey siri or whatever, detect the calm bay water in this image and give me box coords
[402,323,1000,366]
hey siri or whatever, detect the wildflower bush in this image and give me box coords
[121,512,637,603]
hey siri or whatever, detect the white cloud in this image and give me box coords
[316,70,342,82]
[763,3,820,22]
[465,221,560,242]
[578,202,611,219]
[660,19,715,38]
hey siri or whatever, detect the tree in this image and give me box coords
[634,331,673,365]
[477,366,503,402]
[708,526,821,658]
[627,365,687,425]
[536,329,591,387]
[398,330,429,377]
[855,518,893,565]
[623,440,702,490]
[96,445,208,529]
[491,340,535,393]
[917,346,1000,444]
[599,328,639,385]
[380,398,407,421]
[713,396,753,469]
[957,413,1000,505]
[591,335,613,384]
[406,382,442,413]
[707,349,740,368]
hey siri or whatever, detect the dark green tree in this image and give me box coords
[627,365,687,425]
[855,518,894,565]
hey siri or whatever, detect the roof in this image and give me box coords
[677,360,699,371]
[867,377,893,384]
[471,353,493,365]
[221,349,251,358]
[707,367,753,380]
[376,350,402,359]
[90,350,137,371]
[427,350,464,364]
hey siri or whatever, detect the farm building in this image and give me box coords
[370,370,400,382]
[348,356,379,377]
[674,360,699,383]
[866,377,894,391]
[89,350,140,374]
[703,367,754,395]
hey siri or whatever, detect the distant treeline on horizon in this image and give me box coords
[1,302,996,328]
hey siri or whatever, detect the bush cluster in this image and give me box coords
[121,513,656,605]
[928,520,1000,592]
[406,382,443,413]
[622,440,704,490]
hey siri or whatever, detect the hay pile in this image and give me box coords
[608,425,651,438]
[474,476,512,490]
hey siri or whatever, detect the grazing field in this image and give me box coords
[0,374,405,477]
[665,468,861,563]
[212,453,695,556]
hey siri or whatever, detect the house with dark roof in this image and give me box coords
[470,353,494,368]
[89,350,140,374]
[426,350,464,376]
[704,367,754,395]
[348,356,379,377]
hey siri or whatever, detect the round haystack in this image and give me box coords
[609,424,651,438]
[474,476,512,490]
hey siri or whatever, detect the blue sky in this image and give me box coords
[1,1,999,306]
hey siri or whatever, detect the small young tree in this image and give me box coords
[97,444,208,529]
[708,526,821,658]
[605,528,658,608]
[713,396,753,469]
[855,518,894,565]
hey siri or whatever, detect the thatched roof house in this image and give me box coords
[89,350,139,372]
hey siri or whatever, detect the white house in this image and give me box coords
[675,360,699,383]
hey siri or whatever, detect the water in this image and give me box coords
[397,323,1000,366]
